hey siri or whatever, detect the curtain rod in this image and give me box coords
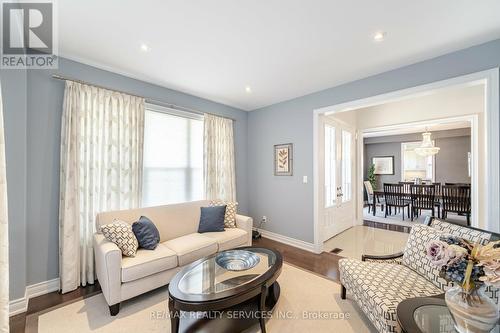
[51,74,236,122]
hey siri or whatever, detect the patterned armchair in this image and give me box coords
[339,218,499,333]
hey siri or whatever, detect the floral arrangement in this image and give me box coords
[426,235,500,292]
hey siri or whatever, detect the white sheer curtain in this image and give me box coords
[0,82,9,332]
[59,81,145,293]
[204,114,236,202]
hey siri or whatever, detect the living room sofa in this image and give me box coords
[93,200,253,315]
[339,218,499,333]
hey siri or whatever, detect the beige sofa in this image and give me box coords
[93,200,253,315]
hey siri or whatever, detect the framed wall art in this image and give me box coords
[372,156,394,175]
[274,143,293,176]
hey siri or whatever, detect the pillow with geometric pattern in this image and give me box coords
[402,224,450,291]
[210,200,238,228]
[100,220,139,257]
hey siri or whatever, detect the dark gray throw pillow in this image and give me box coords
[132,216,160,250]
[198,206,226,233]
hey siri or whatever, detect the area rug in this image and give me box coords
[363,206,468,228]
[34,263,375,333]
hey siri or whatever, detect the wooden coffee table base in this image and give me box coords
[169,282,280,333]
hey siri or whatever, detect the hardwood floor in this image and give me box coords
[9,237,343,333]
[9,313,26,333]
[9,282,102,333]
[253,236,343,282]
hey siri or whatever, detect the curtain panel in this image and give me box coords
[0,82,9,332]
[204,114,236,202]
[59,81,145,293]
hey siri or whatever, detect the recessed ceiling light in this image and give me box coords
[245,86,252,93]
[373,31,386,42]
[140,43,151,52]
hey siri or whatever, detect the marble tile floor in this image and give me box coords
[323,225,409,260]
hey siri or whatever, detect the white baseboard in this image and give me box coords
[9,297,27,317]
[255,228,317,253]
[9,278,60,316]
[27,278,60,299]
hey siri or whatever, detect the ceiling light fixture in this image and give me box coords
[245,86,252,93]
[140,43,151,52]
[415,129,440,156]
[373,31,386,42]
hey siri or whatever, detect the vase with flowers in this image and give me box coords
[426,236,500,333]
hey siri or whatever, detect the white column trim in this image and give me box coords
[485,68,500,232]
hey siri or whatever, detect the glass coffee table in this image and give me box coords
[397,295,499,333]
[168,247,282,333]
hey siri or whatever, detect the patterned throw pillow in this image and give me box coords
[210,200,238,228]
[101,220,139,257]
[402,224,451,291]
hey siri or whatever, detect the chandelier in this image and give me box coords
[415,130,440,156]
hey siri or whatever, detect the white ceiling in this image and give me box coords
[58,1,500,111]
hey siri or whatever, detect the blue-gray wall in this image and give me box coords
[1,69,28,300]
[248,39,500,243]
[3,57,249,300]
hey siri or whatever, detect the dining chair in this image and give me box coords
[410,184,436,221]
[442,185,471,226]
[432,182,442,218]
[398,181,413,208]
[398,181,413,195]
[384,183,410,220]
[364,181,384,214]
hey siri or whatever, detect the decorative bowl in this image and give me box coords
[215,250,260,271]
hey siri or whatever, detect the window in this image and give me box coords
[401,141,434,182]
[341,130,352,202]
[142,107,204,207]
[324,125,336,207]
